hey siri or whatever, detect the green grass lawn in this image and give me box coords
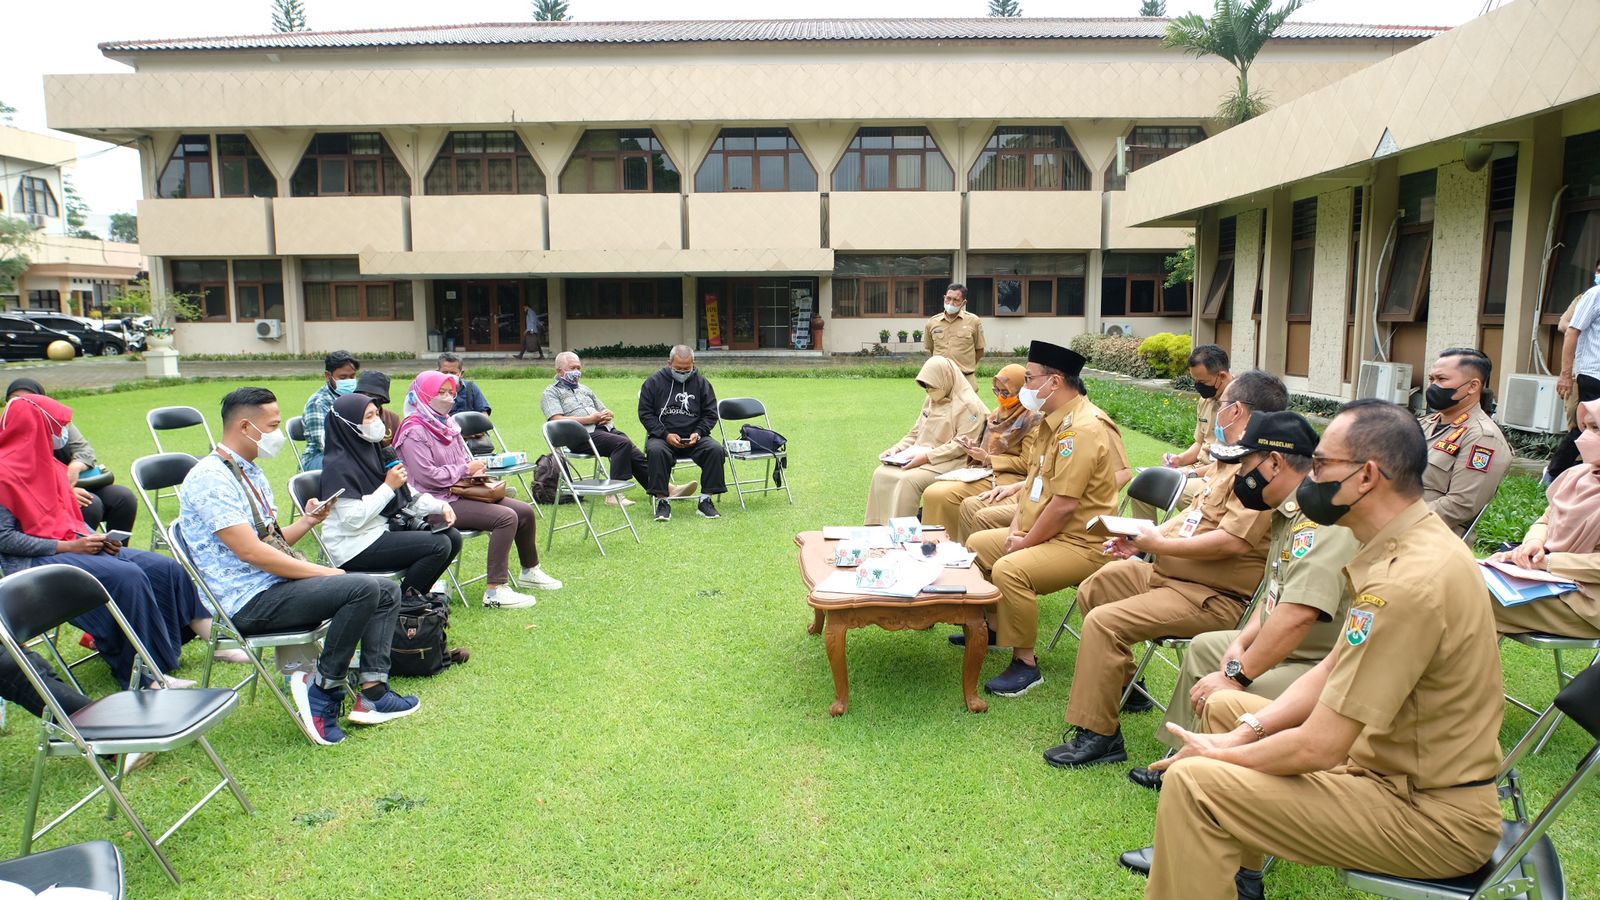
[2,375,1596,898]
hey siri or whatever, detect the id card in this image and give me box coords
[1177,508,1203,538]
[1029,476,1044,503]
[1265,581,1281,613]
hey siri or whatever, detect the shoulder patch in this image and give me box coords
[1345,608,1374,646]
[1058,436,1074,459]
[1468,445,1494,472]
[1290,529,1316,559]
[1355,593,1387,608]
[1059,430,1076,438]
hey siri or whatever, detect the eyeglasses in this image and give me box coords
[1309,456,1392,479]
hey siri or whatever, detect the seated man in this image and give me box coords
[1128,343,1231,520]
[300,350,360,471]
[1127,399,1504,900]
[1044,370,1286,768]
[439,352,493,454]
[178,387,418,746]
[542,351,668,508]
[1126,411,1357,792]
[963,341,1130,697]
[1419,348,1510,537]
[638,345,727,522]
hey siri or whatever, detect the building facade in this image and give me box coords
[44,18,1438,357]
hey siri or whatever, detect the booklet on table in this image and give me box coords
[822,526,896,548]
[815,554,945,599]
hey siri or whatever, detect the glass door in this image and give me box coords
[730,282,758,350]
[466,282,493,348]
[495,282,523,348]
[757,281,791,348]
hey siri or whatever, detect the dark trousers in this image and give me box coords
[343,528,462,596]
[232,574,400,691]
[1548,374,1600,478]
[0,646,90,719]
[519,330,543,357]
[451,497,538,585]
[54,549,206,686]
[644,435,727,498]
[80,484,138,534]
[572,426,647,482]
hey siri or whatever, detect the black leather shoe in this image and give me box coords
[1118,846,1154,876]
[1121,679,1156,713]
[948,630,999,650]
[1236,868,1265,900]
[1043,727,1127,768]
[1127,766,1164,792]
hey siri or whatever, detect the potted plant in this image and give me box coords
[912,329,922,343]
[115,281,199,350]
[897,329,909,343]
[878,328,891,343]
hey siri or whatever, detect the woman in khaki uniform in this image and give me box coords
[921,364,1037,539]
[863,356,986,525]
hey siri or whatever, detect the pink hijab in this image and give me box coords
[1544,398,1600,557]
[392,371,460,447]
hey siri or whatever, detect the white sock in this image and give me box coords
[701,494,711,502]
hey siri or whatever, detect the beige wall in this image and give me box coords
[548,194,681,251]
[1426,160,1488,366]
[686,193,819,251]
[174,321,276,355]
[275,197,409,255]
[563,318,682,351]
[1306,188,1353,395]
[411,195,544,253]
[829,193,962,252]
[968,192,1101,251]
[1104,192,1189,251]
[137,198,274,257]
[302,320,419,354]
[1230,209,1265,368]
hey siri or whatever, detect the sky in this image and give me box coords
[4,0,1495,232]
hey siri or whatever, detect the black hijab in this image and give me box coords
[321,393,406,518]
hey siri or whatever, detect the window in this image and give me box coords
[1288,198,1318,322]
[1379,171,1436,323]
[216,135,278,198]
[424,131,545,195]
[559,130,680,194]
[695,129,816,193]
[26,290,60,311]
[232,260,284,321]
[1480,153,1519,322]
[831,255,952,318]
[170,260,230,322]
[832,128,954,192]
[290,133,411,197]
[302,258,413,321]
[1549,130,1600,319]
[1101,253,1189,317]
[156,134,213,199]
[966,254,1088,317]
[968,127,1091,191]
[565,278,683,319]
[15,177,59,217]
[1200,217,1238,321]
[1105,126,1208,191]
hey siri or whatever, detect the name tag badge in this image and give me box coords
[1178,508,1203,538]
[1029,476,1044,503]
[1265,581,1281,613]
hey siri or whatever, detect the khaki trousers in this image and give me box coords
[923,474,1021,540]
[1147,691,1503,900]
[1493,591,1600,639]
[968,529,1106,650]
[1066,560,1245,735]
[864,460,957,525]
[958,496,1017,543]
[1153,629,1316,750]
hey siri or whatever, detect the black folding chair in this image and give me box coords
[452,411,538,515]
[285,415,306,475]
[129,452,198,553]
[717,397,792,508]
[0,841,124,898]
[0,564,252,885]
[145,406,214,456]
[1503,633,1600,756]
[543,419,640,557]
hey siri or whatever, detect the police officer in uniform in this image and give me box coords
[964,341,1129,697]
[1125,400,1504,900]
[1419,348,1510,538]
[1129,344,1232,520]
[1126,411,1357,791]
[925,283,985,390]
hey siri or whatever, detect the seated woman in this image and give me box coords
[393,371,562,610]
[1490,397,1600,639]
[864,356,986,526]
[920,363,1038,542]
[6,378,138,533]
[0,394,218,688]
[322,393,463,599]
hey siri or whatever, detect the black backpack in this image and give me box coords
[532,453,577,505]
[390,591,453,677]
[739,424,789,486]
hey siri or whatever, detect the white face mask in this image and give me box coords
[1018,383,1053,413]
[358,419,386,443]
[247,421,288,458]
[944,303,962,316]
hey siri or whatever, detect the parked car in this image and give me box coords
[0,316,83,360]
[19,313,126,356]
[97,319,146,352]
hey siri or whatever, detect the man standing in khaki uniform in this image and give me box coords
[1124,411,1357,792]
[1129,344,1232,520]
[925,283,985,390]
[1419,348,1511,538]
[1043,370,1287,769]
[1125,400,1504,900]
[965,341,1128,696]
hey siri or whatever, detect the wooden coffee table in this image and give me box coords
[795,531,1001,716]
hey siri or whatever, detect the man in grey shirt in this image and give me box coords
[540,352,694,503]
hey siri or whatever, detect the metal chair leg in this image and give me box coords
[1047,596,1081,652]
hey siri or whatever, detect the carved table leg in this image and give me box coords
[960,616,990,714]
[808,609,825,636]
[824,617,850,716]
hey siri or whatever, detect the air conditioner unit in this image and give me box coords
[25,214,45,230]
[1356,361,1413,405]
[255,319,284,341]
[1500,374,1566,434]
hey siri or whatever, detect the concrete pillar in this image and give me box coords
[681,275,697,347]
[409,278,428,355]
[1356,160,1400,370]
[547,277,565,353]
[1193,209,1219,345]
[1230,208,1265,367]
[1499,113,1564,389]
[1426,160,1490,365]
[1308,188,1353,392]
[280,256,305,356]
[1259,190,1293,374]
[1085,249,1104,337]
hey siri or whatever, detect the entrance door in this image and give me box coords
[729,282,758,350]
[434,280,542,351]
[757,281,792,349]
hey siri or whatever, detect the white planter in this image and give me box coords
[146,332,175,351]
[145,348,180,378]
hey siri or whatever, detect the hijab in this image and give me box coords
[913,356,987,440]
[321,393,406,519]
[0,394,88,541]
[393,370,461,448]
[985,363,1036,457]
[1543,398,1600,559]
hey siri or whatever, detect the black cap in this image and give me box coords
[1028,340,1086,378]
[1236,411,1319,457]
[355,370,391,405]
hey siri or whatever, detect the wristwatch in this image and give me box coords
[1237,712,1266,742]
[1224,658,1253,689]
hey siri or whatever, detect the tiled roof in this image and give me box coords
[99,18,1448,53]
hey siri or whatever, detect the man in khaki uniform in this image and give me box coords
[1419,348,1511,538]
[1124,400,1504,900]
[966,341,1128,697]
[925,283,985,389]
[1124,411,1357,791]
[1129,344,1232,520]
[1044,370,1286,769]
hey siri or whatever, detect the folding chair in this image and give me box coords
[1503,633,1600,756]
[285,415,306,474]
[129,452,198,553]
[0,841,124,898]
[145,406,214,456]
[1338,659,1600,898]
[1117,574,1270,713]
[717,397,792,508]
[543,419,640,557]
[1047,466,1189,651]
[0,564,253,885]
[452,411,539,514]
[167,521,330,746]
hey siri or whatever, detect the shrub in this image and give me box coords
[1474,474,1547,553]
[1082,377,1197,448]
[1138,333,1193,379]
[1071,333,1156,379]
[573,342,674,359]
[1013,345,1031,357]
[1288,393,1343,419]
[1504,429,1562,461]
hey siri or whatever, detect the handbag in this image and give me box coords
[390,591,453,677]
[449,474,507,503]
[221,454,306,562]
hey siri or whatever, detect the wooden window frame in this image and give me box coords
[562,131,680,195]
[1377,225,1433,323]
[303,280,413,322]
[963,276,1089,317]
[171,259,231,322]
[156,135,214,200]
[696,129,816,193]
[424,131,545,196]
[291,133,410,197]
[216,134,276,199]
[1478,209,1514,325]
[1347,188,1363,326]
[1544,198,1600,325]
[832,128,954,192]
[565,278,683,319]
[968,127,1091,192]
[16,177,61,216]
[1103,253,1187,318]
[1200,256,1235,321]
[26,290,61,310]
[1105,125,1208,190]
[1287,198,1318,323]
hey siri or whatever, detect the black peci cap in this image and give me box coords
[1236,410,1320,457]
[1028,340,1086,378]
[355,370,391,405]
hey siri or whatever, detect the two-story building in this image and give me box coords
[43,17,1440,357]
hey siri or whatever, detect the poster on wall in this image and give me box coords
[790,281,814,350]
[705,293,723,348]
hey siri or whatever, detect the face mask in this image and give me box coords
[246,421,288,458]
[997,394,1020,409]
[333,378,358,396]
[1194,381,1218,400]
[51,429,69,452]
[1578,430,1600,467]
[944,303,962,316]
[428,393,455,415]
[1019,382,1054,413]
[671,368,695,384]
[358,419,386,443]
[1214,402,1241,444]
[1425,383,1464,412]
[1232,459,1276,511]
[1593,273,1600,287]
[560,370,582,386]
[1296,467,1364,526]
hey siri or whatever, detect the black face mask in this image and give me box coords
[1425,383,1464,412]
[1195,381,1219,400]
[1231,460,1275,511]
[1296,468,1363,526]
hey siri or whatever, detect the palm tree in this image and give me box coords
[1140,0,1168,15]
[533,0,569,21]
[988,0,1021,16]
[1164,0,1308,124]
[271,0,308,33]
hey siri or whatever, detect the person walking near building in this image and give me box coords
[516,302,544,360]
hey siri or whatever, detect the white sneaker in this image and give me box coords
[520,566,563,589]
[483,587,537,609]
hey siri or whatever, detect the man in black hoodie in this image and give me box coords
[638,345,727,521]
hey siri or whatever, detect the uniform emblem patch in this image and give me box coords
[1356,593,1387,608]
[1290,530,1315,559]
[1469,445,1494,472]
[1345,608,1374,646]
[1058,436,1074,459]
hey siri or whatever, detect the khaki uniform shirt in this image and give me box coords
[925,311,985,374]
[1322,501,1503,791]
[1260,500,1359,663]
[1192,397,1219,468]
[1153,460,1274,598]
[1016,393,1126,549]
[1420,406,1512,537]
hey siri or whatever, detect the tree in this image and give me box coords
[271,0,309,33]
[109,212,139,244]
[988,0,1021,16]
[62,176,98,240]
[1165,240,1194,289]
[532,0,569,21]
[1140,0,1168,15]
[0,217,36,295]
[1164,0,1308,124]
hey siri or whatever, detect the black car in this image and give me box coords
[21,314,125,356]
[0,315,83,360]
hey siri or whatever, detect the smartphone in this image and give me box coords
[426,513,453,533]
[307,488,347,516]
[103,529,134,545]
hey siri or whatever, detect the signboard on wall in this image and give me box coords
[705,293,723,347]
[790,281,814,350]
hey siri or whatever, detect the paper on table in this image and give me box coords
[1479,563,1577,607]
[920,539,977,568]
[1482,558,1580,585]
[882,445,934,467]
[822,526,895,548]
[1086,515,1158,538]
[814,555,945,598]
[936,467,994,483]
